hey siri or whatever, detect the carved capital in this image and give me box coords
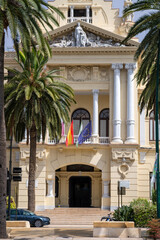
[112,64,123,70]
[125,63,136,72]
[92,89,99,95]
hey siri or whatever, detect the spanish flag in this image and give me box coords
[66,121,74,146]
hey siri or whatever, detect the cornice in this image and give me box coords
[51,46,137,55]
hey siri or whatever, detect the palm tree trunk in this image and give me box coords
[28,124,37,212]
[0,33,7,238]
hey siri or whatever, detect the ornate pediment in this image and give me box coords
[50,23,126,48]
[48,21,139,49]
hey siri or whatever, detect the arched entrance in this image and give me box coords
[55,164,102,208]
[69,176,91,207]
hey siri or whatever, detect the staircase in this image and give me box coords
[36,208,110,225]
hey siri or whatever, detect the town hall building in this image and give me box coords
[5,0,156,211]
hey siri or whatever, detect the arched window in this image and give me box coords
[72,108,90,135]
[99,108,109,137]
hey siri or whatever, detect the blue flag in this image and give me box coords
[77,121,92,145]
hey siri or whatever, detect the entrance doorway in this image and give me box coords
[69,176,91,207]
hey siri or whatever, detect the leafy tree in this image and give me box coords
[0,1,64,237]
[122,0,160,114]
[5,49,75,213]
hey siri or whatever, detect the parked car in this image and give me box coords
[7,209,50,227]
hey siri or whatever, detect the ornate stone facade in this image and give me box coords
[5,0,156,212]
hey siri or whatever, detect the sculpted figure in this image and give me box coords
[75,22,88,47]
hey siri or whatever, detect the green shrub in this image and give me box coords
[6,196,16,209]
[130,197,150,208]
[113,198,157,228]
[132,204,157,227]
[148,219,160,239]
[113,205,134,221]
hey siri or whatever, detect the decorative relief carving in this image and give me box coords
[112,148,136,179]
[66,66,109,82]
[21,150,46,160]
[118,159,130,179]
[99,67,109,81]
[112,148,135,161]
[67,66,91,81]
[50,24,126,48]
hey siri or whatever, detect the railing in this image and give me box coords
[73,135,92,144]
[47,135,110,145]
[21,135,110,145]
[99,137,110,144]
[67,17,92,24]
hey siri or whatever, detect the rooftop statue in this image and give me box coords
[75,22,88,47]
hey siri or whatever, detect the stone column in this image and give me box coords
[125,63,136,143]
[86,6,90,23]
[111,64,123,143]
[47,180,54,197]
[92,89,99,143]
[70,6,74,22]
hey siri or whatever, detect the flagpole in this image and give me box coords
[156,29,160,218]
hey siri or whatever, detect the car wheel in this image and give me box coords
[34,219,43,227]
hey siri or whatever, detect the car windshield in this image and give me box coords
[23,210,35,216]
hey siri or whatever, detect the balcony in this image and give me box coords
[67,17,92,24]
[21,135,110,145]
[48,135,110,145]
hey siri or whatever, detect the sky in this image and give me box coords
[5,0,146,51]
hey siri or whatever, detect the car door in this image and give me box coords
[22,210,35,225]
[10,209,17,220]
[17,209,25,221]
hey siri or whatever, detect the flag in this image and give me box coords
[151,153,158,190]
[66,121,74,146]
[76,122,83,147]
[61,120,65,136]
[77,121,92,145]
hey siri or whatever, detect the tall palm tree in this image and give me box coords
[4,49,75,212]
[0,1,64,237]
[122,0,160,113]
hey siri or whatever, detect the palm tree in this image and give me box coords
[4,48,75,212]
[0,1,64,237]
[122,0,160,113]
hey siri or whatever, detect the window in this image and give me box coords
[99,109,109,137]
[67,164,94,172]
[68,8,92,18]
[72,108,90,135]
[149,110,160,141]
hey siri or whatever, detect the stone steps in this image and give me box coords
[36,208,110,225]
